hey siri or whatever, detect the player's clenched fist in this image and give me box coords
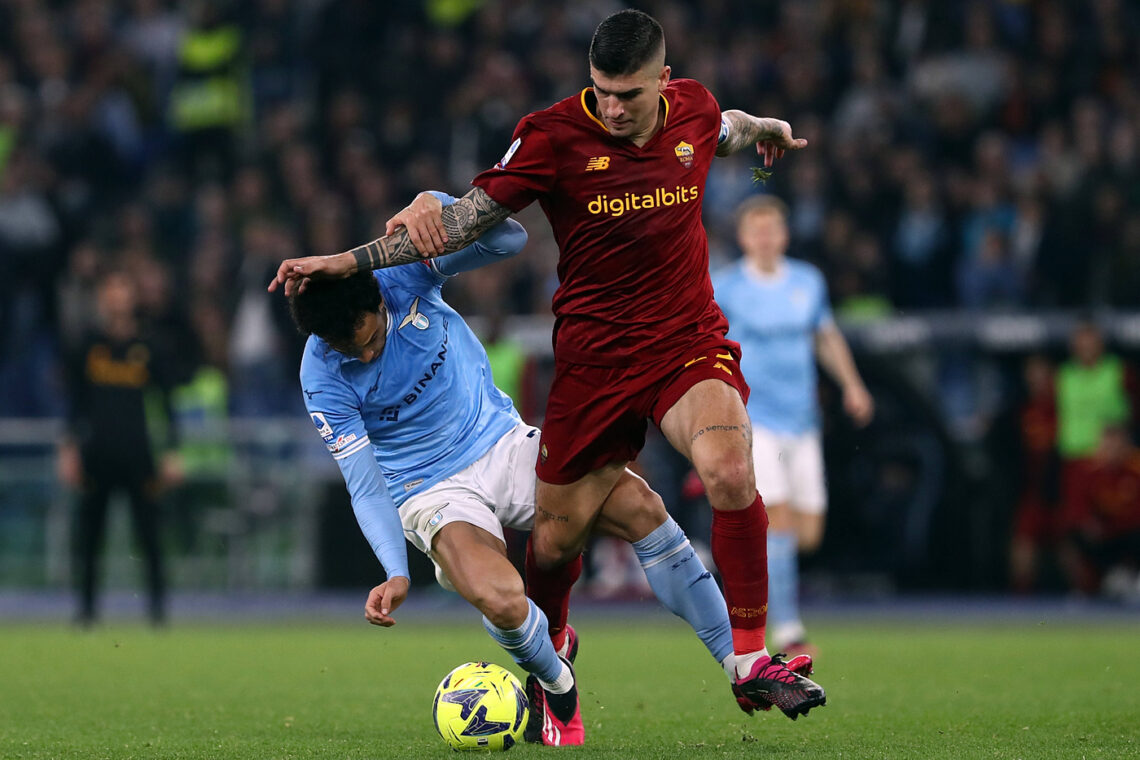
[386,192,447,256]
[364,576,410,627]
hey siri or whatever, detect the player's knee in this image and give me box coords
[532,532,584,571]
[624,487,668,542]
[475,577,528,629]
[696,451,755,508]
[603,477,668,542]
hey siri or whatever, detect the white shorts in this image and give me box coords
[399,423,539,589]
[751,426,827,515]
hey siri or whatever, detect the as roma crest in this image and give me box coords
[674,140,695,168]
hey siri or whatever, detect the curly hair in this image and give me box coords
[288,272,383,346]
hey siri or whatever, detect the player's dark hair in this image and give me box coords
[288,272,383,346]
[589,9,665,75]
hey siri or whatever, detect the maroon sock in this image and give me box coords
[525,535,582,644]
[710,493,769,654]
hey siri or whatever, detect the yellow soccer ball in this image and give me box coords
[432,661,528,751]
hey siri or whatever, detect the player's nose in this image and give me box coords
[600,97,623,119]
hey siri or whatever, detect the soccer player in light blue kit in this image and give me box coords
[290,192,737,746]
[712,195,874,654]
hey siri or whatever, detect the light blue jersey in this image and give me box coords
[299,193,526,579]
[712,258,833,435]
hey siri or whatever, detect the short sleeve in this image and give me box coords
[472,119,557,212]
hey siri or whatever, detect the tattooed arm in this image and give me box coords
[715,110,808,162]
[267,187,512,294]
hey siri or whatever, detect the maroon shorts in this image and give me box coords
[536,342,750,484]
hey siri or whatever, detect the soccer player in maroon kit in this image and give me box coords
[270,8,825,740]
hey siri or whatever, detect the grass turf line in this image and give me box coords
[1,620,1137,759]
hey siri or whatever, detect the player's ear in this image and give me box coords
[658,65,671,91]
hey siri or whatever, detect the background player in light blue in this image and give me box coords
[712,195,874,654]
[290,191,739,745]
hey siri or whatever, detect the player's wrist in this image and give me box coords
[349,244,378,273]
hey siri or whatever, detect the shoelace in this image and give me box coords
[754,654,797,685]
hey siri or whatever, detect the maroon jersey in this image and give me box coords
[1068,454,1140,536]
[473,78,729,366]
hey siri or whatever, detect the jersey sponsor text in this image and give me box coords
[587,185,700,217]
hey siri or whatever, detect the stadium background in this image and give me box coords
[1,0,1139,608]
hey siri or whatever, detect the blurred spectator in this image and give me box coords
[1008,353,1060,594]
[228,216,302,416]
[1056,320,1133,544]
[59,270,182,626]
[0,147,65,416]
[1058,424,1140,599]
[891,167,952,308]
[1106,212,1140,308]
[957,226,1025,309]
[1056,320,1131,460]
[479,310,527,414]
[832,232,892,322]
[167,0,247,182]
[167,297,232,555]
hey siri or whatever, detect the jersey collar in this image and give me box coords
[579,87,670,135]
[744,258,787,283]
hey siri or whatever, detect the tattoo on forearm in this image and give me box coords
[351,240,381,272]
[348,228,423,271]
[348,187,513,271]
[690,423,751,445]
[716,110,774,157]
[537,505,569,523]
[442,187,512,246]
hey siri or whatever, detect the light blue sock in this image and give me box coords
[766,530,802,641]
[633,517,733,665]
[482,598,564,685]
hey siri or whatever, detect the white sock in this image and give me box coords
[537,660,574,694]
[734,648,771,680]
[721,653,736,682]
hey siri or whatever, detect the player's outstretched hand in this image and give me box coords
[756,118,808,168]
[364,576,410,627]
[385,192,447,256]
[267,253,354,296]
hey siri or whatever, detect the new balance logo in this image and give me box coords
[584,156,610,171]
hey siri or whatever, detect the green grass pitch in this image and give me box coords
[2,616,1137,759]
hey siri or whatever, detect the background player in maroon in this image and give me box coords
[269,9,825,721]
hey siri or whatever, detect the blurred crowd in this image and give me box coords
[2,0,1139,418]
[1,1,1140,597]
[998,321,1140,600]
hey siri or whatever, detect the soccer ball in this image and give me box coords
[432,661,528,751]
